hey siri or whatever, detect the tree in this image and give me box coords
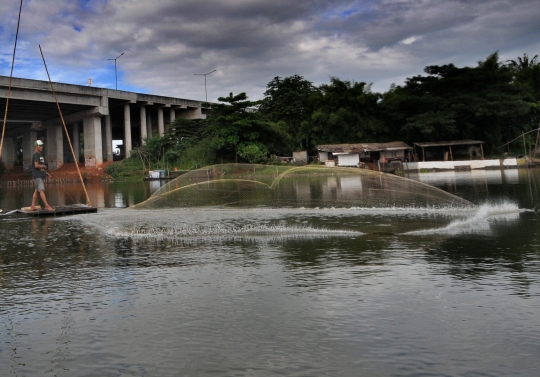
[204,92,289,163]
[507,53,540,101]
[134,117,205,163]
[506,53,539,72]
[259,75,318,151]
[380,52,534,151]
[301,77,386,149]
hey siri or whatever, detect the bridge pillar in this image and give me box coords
[23,130,37,169]
[170,108,176,125]
[146,111,153,138]
[157,108,164,136]
[140,105,147,144]
[124,104,132,157]
[72,122,80,163]
[104,115,113,162]
[83,116,103,167]
[0,137,16,170]
[46,124,63,170]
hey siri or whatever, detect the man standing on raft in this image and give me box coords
[30,140,54,211]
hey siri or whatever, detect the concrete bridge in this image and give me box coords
[0,76,207,170]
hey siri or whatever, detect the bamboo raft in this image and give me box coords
[1,204,97,219]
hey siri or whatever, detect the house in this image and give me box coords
[317,142,413,169]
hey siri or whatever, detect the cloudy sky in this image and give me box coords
[1,0,539,102]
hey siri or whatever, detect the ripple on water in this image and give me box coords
[1,206,540,376]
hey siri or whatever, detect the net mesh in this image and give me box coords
[132,164,475,210]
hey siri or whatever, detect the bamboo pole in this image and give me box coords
[536,125,540,158]
[0,0,23,164]
[38,45,92,207]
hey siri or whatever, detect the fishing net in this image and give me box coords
[132,164,474,210]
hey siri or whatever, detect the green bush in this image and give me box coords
[173,138,217,170]
[238,143,268,164]
[105,158,145,179]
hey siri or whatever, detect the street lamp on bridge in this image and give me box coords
[108,52,124,90]
[194,69,216,102]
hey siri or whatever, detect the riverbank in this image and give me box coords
[0,162,114,183]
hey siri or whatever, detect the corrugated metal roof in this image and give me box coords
[414,140,484,148]
[317,141,412,153]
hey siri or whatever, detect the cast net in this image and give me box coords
[132,164,474,210]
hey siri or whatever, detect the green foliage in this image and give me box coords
[204,92,286,162]
[173,138,216,170]
[141,135,167,161]
[300,78,385,148]
[259,75,319,151]
[380,52,536,151]
[105,158,146,179]
[507,54,540,101]
[506,53,539,72]
[238,143,269,164]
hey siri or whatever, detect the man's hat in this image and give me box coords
[34,140,44,146]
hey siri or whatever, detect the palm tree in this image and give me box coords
[506,53,539,71]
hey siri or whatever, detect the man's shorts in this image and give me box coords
[33,177,45,192]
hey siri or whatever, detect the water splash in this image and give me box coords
[68,199,521,242]
[405,201,521,236]
[115,223,361,240]
[72,208,363,243]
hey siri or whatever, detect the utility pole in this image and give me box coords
[194,70,216,102]
[108,52,124,90]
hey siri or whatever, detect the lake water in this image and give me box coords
[1,168,539,376]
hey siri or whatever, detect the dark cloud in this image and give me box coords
[1,0,539,100]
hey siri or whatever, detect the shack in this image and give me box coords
[292,151,309,165]
[402,139,523,171]
[414,140,484,162]
[317,142,413,168]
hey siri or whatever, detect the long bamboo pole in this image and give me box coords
[0,0,24,164]
[495,128,540,150]
[38,45,92,207]
[536,124,540,158]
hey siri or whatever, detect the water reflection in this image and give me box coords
[1,169,540,376]
[416,213,539,296]
[406,168,540,209]
[407,168,521,185]
[136,170,474,209]
[114,192,127,208]
[0,180,167,211]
